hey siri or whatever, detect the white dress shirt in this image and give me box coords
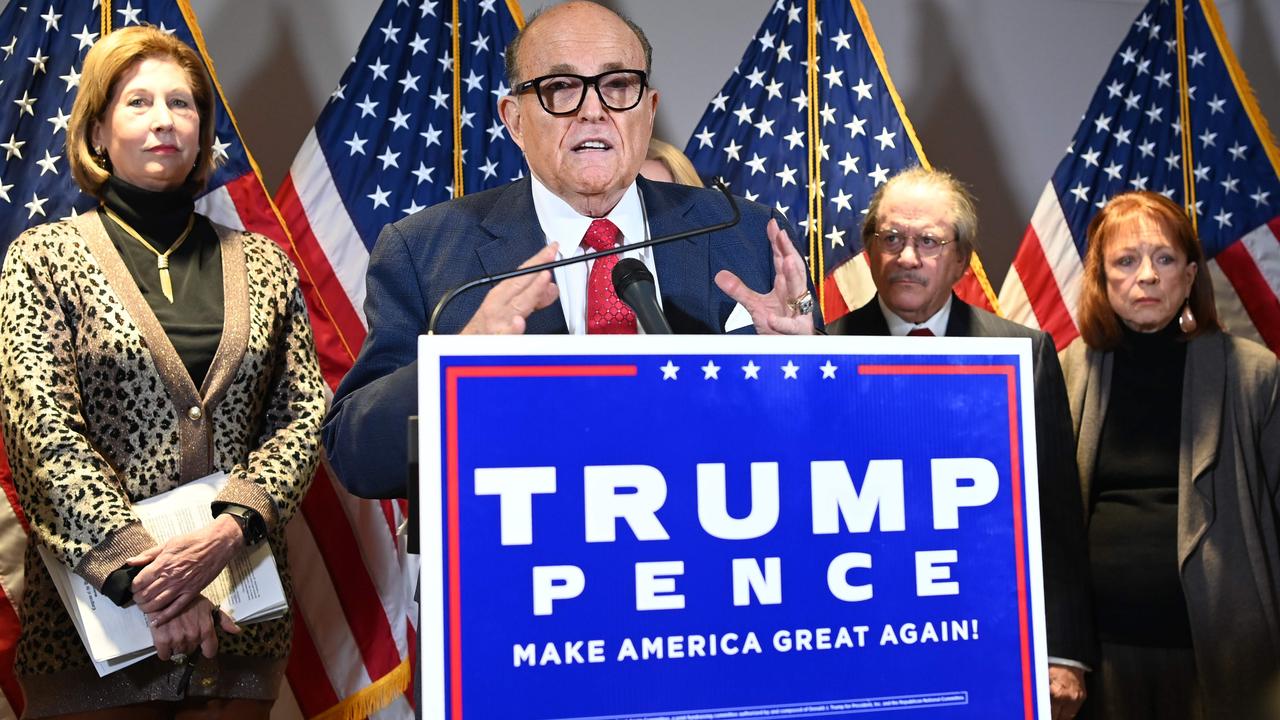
[529,174,661,335]
[877,294,953,336]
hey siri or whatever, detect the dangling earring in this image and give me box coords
[1178,299,1197,334]
[91,146,109,169]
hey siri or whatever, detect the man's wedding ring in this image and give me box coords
[170,652,188,665]
[788,290,814,316]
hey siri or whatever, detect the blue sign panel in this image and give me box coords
[418,336,1048,720]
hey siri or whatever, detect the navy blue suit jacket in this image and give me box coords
[323,176,814,498]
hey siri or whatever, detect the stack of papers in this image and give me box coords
[39,472,288,676]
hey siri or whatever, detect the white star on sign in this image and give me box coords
[701,361,720,380]
[661,361,680,380]
[742,361,760,380]
[781,361,799,379]
[820,361,838,379]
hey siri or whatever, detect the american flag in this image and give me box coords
[272,0,526,714]
[684,0,997,323]
[0,2,415,718]
[998,0,1280,352]
[275,0,526,343]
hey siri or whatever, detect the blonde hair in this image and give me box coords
[646,138,703,188]
[68,25,217,197]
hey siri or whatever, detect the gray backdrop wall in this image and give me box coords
[36,0,1280,289]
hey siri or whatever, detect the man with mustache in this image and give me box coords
[323,1,817,500]
[827,167,1096,720]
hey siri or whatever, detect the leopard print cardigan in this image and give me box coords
[0,212,325,713]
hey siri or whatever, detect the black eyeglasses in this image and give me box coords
[513,70,648,116]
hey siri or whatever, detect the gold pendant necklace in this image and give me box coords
[102,206,196,303]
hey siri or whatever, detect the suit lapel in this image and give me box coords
[643,179,713,332]
[1178,333,1224,568]
[829,295,891,335]
[944,294,973,337]
[476,179,568,334]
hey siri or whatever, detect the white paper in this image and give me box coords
[39,471,288,676]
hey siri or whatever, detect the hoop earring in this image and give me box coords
[1178,299,1197,334]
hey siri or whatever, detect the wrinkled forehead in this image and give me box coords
[875,183,957,232]
[519,6,644,77]
[1101,215,1181,254]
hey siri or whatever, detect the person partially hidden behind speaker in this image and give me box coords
[1061,191,1279,720]
[826,166,1097,720]
[0,25,325,719]
[323,0,821,500]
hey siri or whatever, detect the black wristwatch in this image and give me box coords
[216,504,267,546]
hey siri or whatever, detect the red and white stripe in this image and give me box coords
[999,183,1087,350]
[1000,183,1280,354]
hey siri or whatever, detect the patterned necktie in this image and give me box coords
[582,218,637,334]
[907,327,935,337]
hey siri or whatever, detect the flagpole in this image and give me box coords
[1174,0,1198,231]
[805,0,823,306]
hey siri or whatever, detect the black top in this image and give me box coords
[99,175,223,389]
[1088,319,1192,647]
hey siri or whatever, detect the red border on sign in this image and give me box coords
[858,363,1033,720]
[443,364,638,720]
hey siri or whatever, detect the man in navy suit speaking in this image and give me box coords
[323,1,819,499]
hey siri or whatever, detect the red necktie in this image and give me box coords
[582,219,637,334]
[907,328,935,337]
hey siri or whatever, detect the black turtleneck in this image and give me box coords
[1088,318,1191,647]
[98,175,223,388]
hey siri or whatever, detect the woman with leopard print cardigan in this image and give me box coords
[0,27,325,719]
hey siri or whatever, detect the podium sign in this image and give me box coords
[418,335,1049,720]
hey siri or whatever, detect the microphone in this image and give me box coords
[612,258,672,334]
[428,179,741,334]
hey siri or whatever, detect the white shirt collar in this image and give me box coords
[878,294,954,337]
[529,173,646,253]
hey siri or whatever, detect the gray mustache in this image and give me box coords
[888,271,929,285]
